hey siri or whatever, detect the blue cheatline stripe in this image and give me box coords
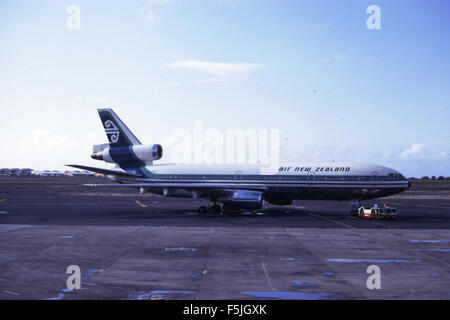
[130,174,408,187]
[118,146,147,176]
[133,182,406,189]
[105,145,147,176]
[139,166,154,178]
[133,173,408,183]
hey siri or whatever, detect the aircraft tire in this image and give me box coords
[210,204,222,214]
[198,206,208,214]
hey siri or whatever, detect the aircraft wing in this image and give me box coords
[83,183,268,192]
[65,164,144,178]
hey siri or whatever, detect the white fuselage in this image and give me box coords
[113,162,409,202]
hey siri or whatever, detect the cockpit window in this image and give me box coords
[388,173,404,180]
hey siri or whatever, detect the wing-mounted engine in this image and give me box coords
[216,189,264,210]
[91,143,163,164]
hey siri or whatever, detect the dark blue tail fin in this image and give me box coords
[96,108,147,173]
[97,108,141,147]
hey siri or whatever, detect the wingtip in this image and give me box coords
[65,164,81,167]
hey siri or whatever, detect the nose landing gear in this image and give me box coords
[350,199,361,216]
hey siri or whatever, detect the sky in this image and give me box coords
[0,0,449,177]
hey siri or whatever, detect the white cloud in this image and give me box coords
[146,0,176,5]
[86,132,100,141]
[195,78,228,84]
[315,23,332,30]
[401,143,426,158]
[381,152,392,161]
[18,130,79,154]
[140,0,175,23]
[217,0,244,7]
[333,52,349,60]
[145,9,157,22]
[0,129,103,170]
[167,60,262,77]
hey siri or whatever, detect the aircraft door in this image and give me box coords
[372,172,378,184]
[308,172,315,184]
[234,171,243,183]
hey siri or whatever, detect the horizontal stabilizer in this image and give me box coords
[65,164,144,178]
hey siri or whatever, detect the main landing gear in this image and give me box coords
[198,203,222,214]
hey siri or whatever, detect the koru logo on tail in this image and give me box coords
[104,120,120,143]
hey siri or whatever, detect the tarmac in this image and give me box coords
[0,176,449,300]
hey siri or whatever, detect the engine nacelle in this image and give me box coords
[218,190,264,210]
[91,144,163,163]
[131,144,163,162]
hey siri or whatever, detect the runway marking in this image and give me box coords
[348,216,391,229]
[417,204,450,210]
[309,213,355,229]
[135,200,147,208]
[378,238,450,268]
[194,229,216,300]
[21,266,36,274]
[3,289,19,296]
[83,282,97,286]
[289,205,306,209]
[147,193,162,197]
[365,219,392,229]
[261,261,276,291]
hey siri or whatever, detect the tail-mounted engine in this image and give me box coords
[91,143,163,164]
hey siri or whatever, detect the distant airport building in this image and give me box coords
[64,170,95,176]
[9,168,21,176]
[0,168,33,176]
[0,168,96,177]
[21,168,33,175]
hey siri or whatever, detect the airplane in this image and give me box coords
[67,108,410,214]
